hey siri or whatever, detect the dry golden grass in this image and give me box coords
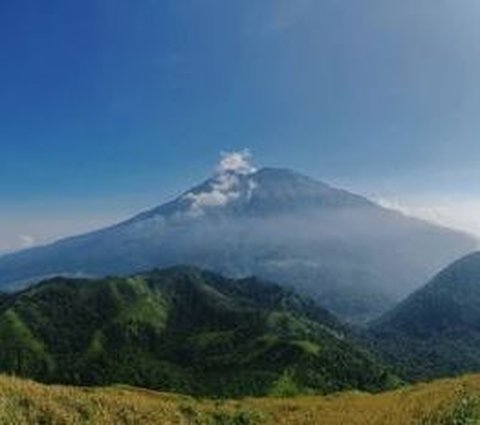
[0,374,479,424]
[235,375,480,425]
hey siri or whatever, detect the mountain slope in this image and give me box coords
[370,251,480,380]
[0,267,396,397]
[0,162,475,322]
[0,373,479,425]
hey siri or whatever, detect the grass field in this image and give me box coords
[1,374,480,424]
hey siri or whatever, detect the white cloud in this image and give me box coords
[0,211,130,256]
[184,150,257,215]
[216,150,257,175]
[19,235,36,248]
[376,197,480,240]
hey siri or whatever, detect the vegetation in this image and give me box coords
[0,266,395,397]
[1,373,480,424]
[370,252,480,382]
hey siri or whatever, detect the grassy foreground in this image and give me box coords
[1,374,480,424]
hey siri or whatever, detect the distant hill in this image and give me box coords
[371,251,480,380]
[0,165,475,323]
[0,267,395,397]
[1,373,479,424]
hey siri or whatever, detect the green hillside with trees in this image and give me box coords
[0,267,395,397]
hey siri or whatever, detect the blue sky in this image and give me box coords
[2,0,480,252]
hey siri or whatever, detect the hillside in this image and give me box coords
[1,374,480,424]
[371,251,480,381]
[0,267,394,397]
[0,165,474,323]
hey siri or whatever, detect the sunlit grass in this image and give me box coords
[0,374,480,424]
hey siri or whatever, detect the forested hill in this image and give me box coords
[370,252,480,381]
[0,266,395,397]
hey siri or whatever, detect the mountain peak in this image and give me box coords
[0,154,475,324]
[134,160,365,221]
[166,164,373,219]
[253,166,331,190]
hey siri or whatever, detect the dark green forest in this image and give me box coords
[0,267,396,398]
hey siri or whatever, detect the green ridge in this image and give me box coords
[0,266,395,397]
